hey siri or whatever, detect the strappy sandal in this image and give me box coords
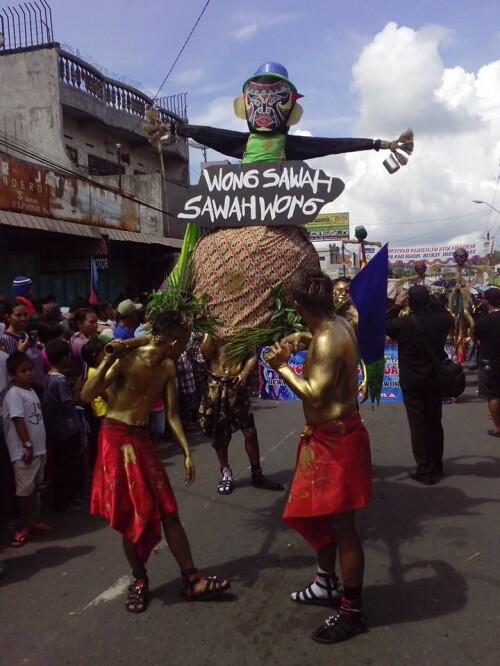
[291,572,341,607]
[11,529,29,548]
[125,575,149,613]
[251,474,284,491]
[312,611,367,644]
[182,572,231,601]
[217,474,234,495]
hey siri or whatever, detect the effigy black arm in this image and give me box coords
[176,125,250,159]
[285,135,381,160]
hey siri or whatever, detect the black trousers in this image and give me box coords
[53,434,84,511]
[402,385,444,476]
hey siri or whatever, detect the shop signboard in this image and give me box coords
[0,155,140,232]
[305,212,350,241]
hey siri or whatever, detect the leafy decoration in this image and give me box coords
[225,288,306,364]
[147,254,220,336]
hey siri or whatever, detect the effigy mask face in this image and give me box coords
[244,79,297,133]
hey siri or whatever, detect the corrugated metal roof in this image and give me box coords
[0,210,183,248]
[104,228,183,248]
[0,210,102,238]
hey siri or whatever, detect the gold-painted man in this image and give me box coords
[266,270,372,645]
[81,311,230,613]
[199,337,284,495]
[332,276,359,331]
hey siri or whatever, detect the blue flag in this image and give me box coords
[350,243,389,402]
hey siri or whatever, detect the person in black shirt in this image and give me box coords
[386,286,453,484]
[474,288,500,437]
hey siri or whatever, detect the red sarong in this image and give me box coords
[91,419,178,563]
[283,412,372,550]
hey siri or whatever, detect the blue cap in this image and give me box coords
[12,275,33,297]
[243,62,297,92]
[254,62,289,78]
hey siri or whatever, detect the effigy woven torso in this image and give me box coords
[193,226,319,338]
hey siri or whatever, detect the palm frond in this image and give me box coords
[225,287,307,364]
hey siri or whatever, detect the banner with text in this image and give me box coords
[389,239,494,266]
[258,344,402,403]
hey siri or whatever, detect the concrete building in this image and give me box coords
[313,241,359,278]
[0,3,189,304]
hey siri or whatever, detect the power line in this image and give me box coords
[481,162,500,237]
[149,1,210,105]
[131,0,211,134]
[1,134,187,221]
[371,210,489,227]
[386,213,487,244]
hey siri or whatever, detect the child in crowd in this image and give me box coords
[37,322,64,374]
[43,340,83,512]
[81,339,107,469]
[2,352,48,547]
[0,342,17,524]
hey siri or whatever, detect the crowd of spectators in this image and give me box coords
[0,276,206,550]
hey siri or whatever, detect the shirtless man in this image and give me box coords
[199,337,284,495]
[266,270,372,644]
[332,277,359,332]
[81,310,230,613]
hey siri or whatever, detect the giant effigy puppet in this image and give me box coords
[146,62,413,354]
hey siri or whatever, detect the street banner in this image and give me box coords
[258,343,402,403]
[177,161,344,228]
[378,344,402,404]
[389,239,494,266]
[305,212,349,240]
[258,348,306,400]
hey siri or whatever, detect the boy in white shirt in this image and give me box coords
[3,351,47,547]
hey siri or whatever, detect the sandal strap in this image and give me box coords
[324,612,364,639]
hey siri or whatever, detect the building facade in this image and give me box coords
[0,4,189,304]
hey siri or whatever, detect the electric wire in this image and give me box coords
[1,134,187,221]
[148,0,210,105]
[130,0,211,133]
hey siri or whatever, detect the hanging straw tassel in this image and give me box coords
[390,128,414,166]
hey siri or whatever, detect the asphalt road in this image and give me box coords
[1,373,499,666]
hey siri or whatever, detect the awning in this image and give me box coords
[104,228,183,248]
[0,210,102,238]
[0,210,183,248]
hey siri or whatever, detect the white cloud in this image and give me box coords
[233,24,258,42]
[314,22,500,246]
[173,68,205,85]
[191,95,245,132]
[291,128,313,137]
[231,12,300,42]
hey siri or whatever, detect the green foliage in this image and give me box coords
[366,359,385,404]
[225,288,306,364]
[147,248,219,336]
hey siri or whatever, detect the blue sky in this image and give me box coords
[49,0,500,244]
[52,0,500,130]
